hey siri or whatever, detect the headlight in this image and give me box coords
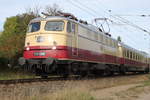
[26,47,30,51]
[52,46,56,50]
[52,41,57,50]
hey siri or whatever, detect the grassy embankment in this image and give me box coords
[0,67,36,80]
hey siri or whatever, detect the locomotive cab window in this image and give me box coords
[28,22,40,33]
[45,21,64,31]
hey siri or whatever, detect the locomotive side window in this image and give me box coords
[72,23,75,32]
[28,22,40,33]
[67,22,71,33]
[67,22,75,33]
[45,21,64,31]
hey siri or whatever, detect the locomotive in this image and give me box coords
[19,13,150,77]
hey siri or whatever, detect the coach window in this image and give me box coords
[124,49,126,57]
[136,54,138,60]
[135,53,137,60]
[112,40,114,47]
[134,53,136,60]
[125,50,128,58]
[123,49,125,57]
[127,51,129,58]
[133,53,135,60]
[137,55,139,61]
[130,52,132,59]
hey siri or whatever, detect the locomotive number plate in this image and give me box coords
[34,52,46,56]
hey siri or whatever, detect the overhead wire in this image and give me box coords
[110,25,139,48]
[114,16,150,34]
[94,0,150,36]
[67,0,97,17]
[68,0,112,32]
[66,0,149,52]
[92,0,150,52]
[75,0,103,17]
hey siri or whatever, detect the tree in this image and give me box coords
[25,5,41,17]
[3,16,19,36]
[44,4,62,16]
[0,13,37,66]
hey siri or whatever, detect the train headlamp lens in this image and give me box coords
[26,47,30,51]
[52,46,56,50]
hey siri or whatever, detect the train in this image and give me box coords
[19,13,150,78]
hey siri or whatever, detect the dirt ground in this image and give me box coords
[91,82,150,100]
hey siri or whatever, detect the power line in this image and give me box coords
[93,0,150,36]
[75,0,103,17]
[67,0,97,17]
[94,0,150,53]
[114,16,150,35]
[114,14,150,17]
[110,25,142,47]
[67,0,150,53]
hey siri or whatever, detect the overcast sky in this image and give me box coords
[0,0,150,53]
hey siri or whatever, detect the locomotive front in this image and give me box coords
[19,17,69,76]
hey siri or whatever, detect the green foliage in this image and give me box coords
[0,13,36,66]
[3,13,35,36]
[0,33,25,65]
[3,16,19,36]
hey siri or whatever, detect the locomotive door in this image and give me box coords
[71,23,78,57]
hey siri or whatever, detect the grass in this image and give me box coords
[29,88,95,100]
[0,67,36,80]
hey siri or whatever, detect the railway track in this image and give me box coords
[0,77,67,85]
[0,73,148,85]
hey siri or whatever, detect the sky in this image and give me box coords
[0,0,150,54]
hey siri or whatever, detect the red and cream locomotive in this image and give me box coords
[19,14,150,77]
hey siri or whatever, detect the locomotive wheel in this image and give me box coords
[120,66,126,75]
[104,68,113,76]
[57,64,71,78]
[80,71,88,77]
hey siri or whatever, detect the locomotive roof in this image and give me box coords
[30,16,117,41]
